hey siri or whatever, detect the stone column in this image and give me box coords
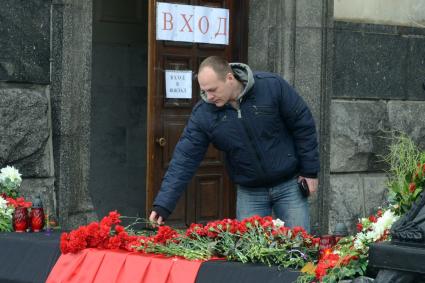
[248,0,334,234]
[51,0,97,229]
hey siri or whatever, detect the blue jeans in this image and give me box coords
[236,178,310,232]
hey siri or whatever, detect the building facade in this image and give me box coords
[0,0,424,233]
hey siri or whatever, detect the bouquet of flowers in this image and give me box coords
[140,216,319,268]
[385,134,425,215]
[298,209,398,282]
[60,213,320,269]
[60,211,144,253]
[298,133,422,282]
[0,165,22,198]
[0,166,26,232]
[0,165,34,232]
[0,196,14,232]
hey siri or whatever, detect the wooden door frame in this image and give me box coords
[146,0,157,217]
[145,0,249,218]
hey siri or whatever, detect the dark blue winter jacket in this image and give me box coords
[153,63,319,214]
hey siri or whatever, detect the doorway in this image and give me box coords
[146,0,249,227]
[90,0,149,219]
[89,0,248,226]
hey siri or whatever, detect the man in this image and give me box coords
[150,56,319,232]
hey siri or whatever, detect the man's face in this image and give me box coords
[198,67,232,107]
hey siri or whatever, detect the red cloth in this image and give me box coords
[46,249,203,283]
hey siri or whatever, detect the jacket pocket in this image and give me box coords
[253,105,274,116]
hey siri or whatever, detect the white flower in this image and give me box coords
[354,238,364,250]
[354,209,399,251]
[272,218,285,228]
[0,166,22,189]
[0,196,7,210]
[0,166,22,182]
[0,196,13,232]
[370,210,398,241]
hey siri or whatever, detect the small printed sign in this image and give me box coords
[165,70,192,99]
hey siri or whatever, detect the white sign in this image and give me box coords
[156,2,229,45]
[165,70,192,99]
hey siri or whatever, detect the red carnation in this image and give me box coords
[115,225,125,234]
[107,235,122,249]
[409,183,416,193]
[315,264,327,280]
[368,215,377,223]
[356,223,363,232]
[60,233,70,253]
[153,225,178,244]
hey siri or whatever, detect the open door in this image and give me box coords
[147,0,248,227]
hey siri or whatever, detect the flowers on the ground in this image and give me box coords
[0,166,22,198]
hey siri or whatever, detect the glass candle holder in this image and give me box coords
[30,207,45,232]
[318,234,336,259]
[13,207,29,232]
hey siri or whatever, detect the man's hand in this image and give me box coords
[298,176,318,194]
[149,210,164,227]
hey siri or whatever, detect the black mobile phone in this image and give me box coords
[298,179,310,197]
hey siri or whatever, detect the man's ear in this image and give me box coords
[226,72,234,82]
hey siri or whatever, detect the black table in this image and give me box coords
[0,232,300,283]
[0,232,61,283]
[196,261,300,283]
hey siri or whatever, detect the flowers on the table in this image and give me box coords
[0,196,14,232]
[353,209,398,250]
[60,211,141,253]
[6,197,32,209]
[148,216,319,267]
[0,166,22,198]
[385,134,425,215]
[295,134,425,282]
[272,218,285,228]
[298,208,399,282]
[60,212,319,269]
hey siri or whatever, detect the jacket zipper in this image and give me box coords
[237,104,267,180]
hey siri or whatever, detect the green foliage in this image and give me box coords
[384,133,425,215]
[0,213,13,232]
[135,218,319,269]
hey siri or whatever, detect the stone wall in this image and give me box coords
[0,0,98,229]
[248,0,425,235]
[334,0,425,28]
[0,0,55,217]
[329,21,425,234]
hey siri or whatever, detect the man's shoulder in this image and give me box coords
[253,71,289,86]
[253,71,291,90]
[253,71,281,80]
[192,100,215,116]
[193,100,205,112]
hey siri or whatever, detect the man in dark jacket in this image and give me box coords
[149,56,319,232]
